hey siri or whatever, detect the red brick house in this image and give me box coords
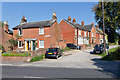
[59,17,97,48]
[0,21,13,51]
[13,12,61,51]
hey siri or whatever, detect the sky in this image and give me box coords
[2,2,98,30]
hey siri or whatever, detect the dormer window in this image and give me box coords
[18,28,23,36]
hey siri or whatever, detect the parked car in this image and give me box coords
[45,48,62,59]
[66,43,81,50]
[93,44,104,54]
[101,43,109,49]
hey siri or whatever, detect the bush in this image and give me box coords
[61,47,71,52]
[0,44,5,52]
[2,52,31,57]
[101,46,120,61]
[30,54,45,62]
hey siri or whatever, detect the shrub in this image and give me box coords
[2,52,31,57]
[101,46,120,61]
[30,54,45,62]
[0,44,5,52]
[61,47,71,52]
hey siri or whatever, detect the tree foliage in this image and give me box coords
[92,1,120,43]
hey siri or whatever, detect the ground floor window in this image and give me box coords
[39,40,44,48]
[18,41,23,48]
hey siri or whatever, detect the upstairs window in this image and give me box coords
[39,28,44,35]
[75,29,77,35]
[88,32,89,37]
[79,30,81,36]
[18,28,23,36]
[84,31,86,37]
[92,32,94,37]
[18,41,23,48]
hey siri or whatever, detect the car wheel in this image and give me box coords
[55,55,59,59]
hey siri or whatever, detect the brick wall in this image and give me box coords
[0,27,13,51]
[59,20,75,44]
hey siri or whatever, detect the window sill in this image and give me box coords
[18,47,23,49]
[39,34,44,35]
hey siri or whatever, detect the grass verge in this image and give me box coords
[101,46,120,61]
[30,54,45,62]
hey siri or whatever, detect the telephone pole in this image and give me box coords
[102,0,106,54]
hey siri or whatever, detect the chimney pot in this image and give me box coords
[81,21,84,27]
[21,16,27,24]
[52,12,57,21]
[73,18,76,23]
[3,21,9,32]
[68,16,71,22]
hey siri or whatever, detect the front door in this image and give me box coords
[33,41,36,50]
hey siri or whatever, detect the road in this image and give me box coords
[1,45,120,78]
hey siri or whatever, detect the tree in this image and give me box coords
[92,1,120,43]
[7,38,18,51]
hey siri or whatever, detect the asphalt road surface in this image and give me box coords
[1,45,120,78]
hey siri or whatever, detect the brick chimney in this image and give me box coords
[21,16,27,24]
[52,12,57,21]
[68,16,71,22]
[73,18,76,23]
[91,23,94,25]
[3,21,9,32]
[96,25,99,28]
[81,21,84,27]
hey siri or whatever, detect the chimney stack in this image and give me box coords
[3,21,9,32]
[73,18,76,23]
[81,21,84,27]
[68,16,71,22]
[21,16,27,24]
[52,12,57,21]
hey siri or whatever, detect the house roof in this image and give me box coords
[13,20,56,29]
[96,28,103,35]
[63,19,93,31]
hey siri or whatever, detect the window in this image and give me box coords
[39,28,44,35]
[88,32,89,37]
[100,35,101,38]
[18,28,23,36]
[79,30,81,36]
[18,41,23,48]
[84,31,86,37]
[92,32,93,37]
[39,40,44,48]
[75,29,77,35]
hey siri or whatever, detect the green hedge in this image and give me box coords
[2,52,31,57]
[30,54,45,62]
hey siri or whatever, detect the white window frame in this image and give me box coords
[18,41,23,48]
[39,28,44,35]
[75,29,77,35]
[92,32,94,37]
[84,31,86,37]
[39,40,44,48]
[88,32,89,37]
[79,30,81,36]
[18,28,23,36]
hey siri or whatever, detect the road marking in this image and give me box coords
[24,76,45,78]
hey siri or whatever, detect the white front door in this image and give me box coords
[78,37,83,45]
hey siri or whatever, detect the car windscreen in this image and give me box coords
[47,48,57,52]
[95,45,103,48]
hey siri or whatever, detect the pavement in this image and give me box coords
[0,45,120,78]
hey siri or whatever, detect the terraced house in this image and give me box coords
[59,17,106,48]
[13,12,61,51]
